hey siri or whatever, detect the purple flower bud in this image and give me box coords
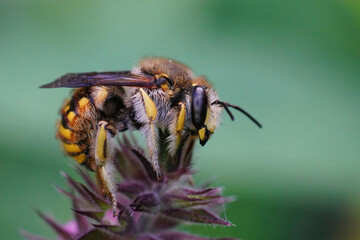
[23,135,238,240]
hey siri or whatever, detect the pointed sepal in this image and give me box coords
[161,208,233,226]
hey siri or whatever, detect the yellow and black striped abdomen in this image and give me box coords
[57,87,98,170]
[56,86,129,171]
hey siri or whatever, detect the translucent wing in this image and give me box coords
[40,71,158,89]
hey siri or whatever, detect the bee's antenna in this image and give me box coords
[221,102,235,121]
[212,100,262,128]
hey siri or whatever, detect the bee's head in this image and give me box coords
[191,85,222,146]
[191,83,262,146]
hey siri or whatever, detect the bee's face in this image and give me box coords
[189,84,223,146]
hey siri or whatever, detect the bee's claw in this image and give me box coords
[112,205,118,217]
[156,170,163,181]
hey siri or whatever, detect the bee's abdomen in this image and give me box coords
[56,86,128,171]
[57,87,98,170]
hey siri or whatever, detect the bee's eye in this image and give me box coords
[191,86,208,130]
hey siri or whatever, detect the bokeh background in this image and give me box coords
[1,1,360,239]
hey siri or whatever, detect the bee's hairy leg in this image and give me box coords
[141,123,162,179]
[168,102,186,156]
[95,120,118,216]
[139,88,162,180]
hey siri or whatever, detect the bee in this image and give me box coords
[40,57,261,215]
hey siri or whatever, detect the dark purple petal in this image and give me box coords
[72,195,91,232]
[112,147,131,178]
[61,172,99,207]
[149,215,179,231]
[73,165,98,192]
[163,187,231,209]
[130,192,160,213]
[118,181,146,196]
[161,208,233,226]
[36,210,73,239]
[114,138,150,181]
[164,195,223,208]
[117,208,136,234]
[131,149,162,181]
[181,187,220,196]
[164,168,195,180]
[79,183,109,210]
[54,186,85,206]
[72,209,104,222]
[92,224,127,234]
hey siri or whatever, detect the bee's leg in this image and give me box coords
[168,102,186,157]
[138,88,162,180]
[95,120,118,216]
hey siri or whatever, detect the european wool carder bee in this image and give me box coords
[40,57,261,214]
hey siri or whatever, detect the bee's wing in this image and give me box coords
[39,71,158,89]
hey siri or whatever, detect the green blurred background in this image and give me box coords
[1,1,360,239]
